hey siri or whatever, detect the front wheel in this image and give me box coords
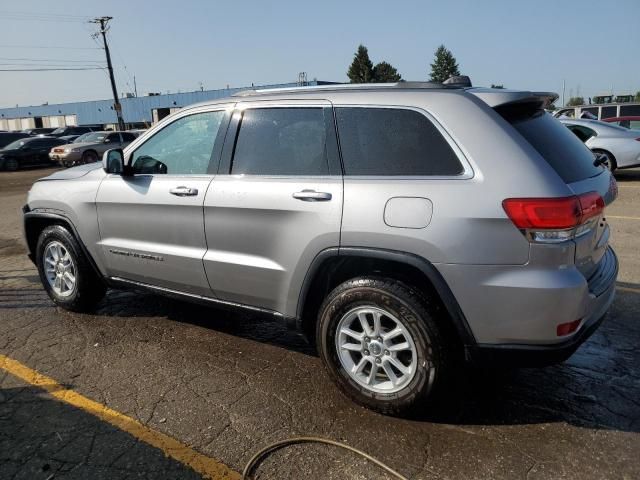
[316,277,451,415]
[81,150,98,164]
[36,225,106,312]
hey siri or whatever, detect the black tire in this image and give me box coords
[316,277,452,415]
[3,157,18,171]
[593,149,617,172]
[81,150,98,164]
[36,225,106,312]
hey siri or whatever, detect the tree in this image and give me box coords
[635,91,640,102]
[429,45,460,83]
[566,97,585,106]
[373,61,402,82]
[491,84,505,89]
[347,45,374,83]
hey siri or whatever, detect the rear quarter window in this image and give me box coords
[507,111,602,183]
[335,107,464,176]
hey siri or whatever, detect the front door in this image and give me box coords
[203,101,343,315]
[95,106,231,296]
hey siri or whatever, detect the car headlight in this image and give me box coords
[64,148,80,153]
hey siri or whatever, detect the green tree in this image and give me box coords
[373,61,402,82]
[635,91,640,102]
[429,45,460,83]
[347,45,374,83]
[566,97,585,106]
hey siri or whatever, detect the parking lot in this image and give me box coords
[1,167,639,479]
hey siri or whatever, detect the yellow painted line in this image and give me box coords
[617,286,640,294]
[0,354,240,480]
[607,215,640,221]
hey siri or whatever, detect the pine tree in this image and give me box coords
[347,45,374,83]
[429,45,460,83]
[372,61,402,82]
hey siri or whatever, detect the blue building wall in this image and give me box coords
[0,81,330,125]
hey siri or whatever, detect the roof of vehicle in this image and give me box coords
[182,78,558,111]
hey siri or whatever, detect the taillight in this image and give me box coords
[557,319,582,336]
[503,192,604,243]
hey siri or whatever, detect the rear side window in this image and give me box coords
[335,107,463,176]
[507,111,601,183]
[231,108,329,176]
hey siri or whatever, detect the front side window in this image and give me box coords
[131,110,225,175]
[335,107,463,176]
[231,108,329,176]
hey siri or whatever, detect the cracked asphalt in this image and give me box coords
[1,167,639,479]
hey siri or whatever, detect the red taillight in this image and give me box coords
[502,197,581,229]
[503,192,604,230]
[557,319,581,337]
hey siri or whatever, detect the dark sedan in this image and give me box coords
[0,136,66,171]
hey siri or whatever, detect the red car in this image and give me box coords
[603,116,640,130]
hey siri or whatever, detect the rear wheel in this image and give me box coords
[593,149,617,172]
[36,225,106,312]
[317,277,451,415]
[81,150,98,164]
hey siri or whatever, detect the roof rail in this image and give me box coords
[233,75,472,97]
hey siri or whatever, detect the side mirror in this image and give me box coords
[103,148,125,174]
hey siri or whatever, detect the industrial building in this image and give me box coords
[0,80,336,131]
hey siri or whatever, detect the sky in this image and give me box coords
[0,0,638,108]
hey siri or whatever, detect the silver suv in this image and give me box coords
[23,80,618,414]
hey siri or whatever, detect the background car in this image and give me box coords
[0,132,31,149]
[49,131,137,167]
[47,125,97,138]
[560,118,640,171]
[22,127,56,136]
[603,116,640,130]
[0,136,66,171]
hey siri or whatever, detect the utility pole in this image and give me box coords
[91,16,125,130]
[133,75,138,97]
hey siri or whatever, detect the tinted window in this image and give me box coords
[601,106,617,119]
[132,110,225,175]
[621,105,640,117]
[510,113,601,183]
[335,107,463,176]
[105,133,121,143]
[231,108,328,176]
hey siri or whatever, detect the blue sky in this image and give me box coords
[0,0,638,107]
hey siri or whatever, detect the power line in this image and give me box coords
[0,57,104,63]
[0,44,102,50]
[0,67,106,72]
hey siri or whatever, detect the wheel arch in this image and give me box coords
[23,209,105,284]
[297,247,476,350]
[591,148,617,170]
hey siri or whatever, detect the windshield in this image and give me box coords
[74,133,92,143]
[78,132,107,143]
[2,139,28,150]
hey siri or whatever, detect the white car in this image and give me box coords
[559,118,640,171]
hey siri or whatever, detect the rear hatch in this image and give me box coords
[487,94,617,285]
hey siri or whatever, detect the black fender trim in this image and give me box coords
[296,246,476,347]
[23,208,106,284]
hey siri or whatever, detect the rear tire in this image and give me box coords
[316,277,452,415]
[36,225,106,312]
[593,149,617,172]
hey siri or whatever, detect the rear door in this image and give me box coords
[96,106,232,296]
[203,100,343,314]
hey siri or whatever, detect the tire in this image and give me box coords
[3,157,18,171]
[316,277,451,415]
[593,149,617,172]
[81,150,98,165]
[36,225,106,312]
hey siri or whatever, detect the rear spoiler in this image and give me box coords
[469,88,559,110]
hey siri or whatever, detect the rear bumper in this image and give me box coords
[464,248,618,367]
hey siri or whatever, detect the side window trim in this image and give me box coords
[127,107,232,177]
[219,105,341,177]
[332,104,474,180]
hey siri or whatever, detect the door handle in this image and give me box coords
[292,190,332,201]
[169,186,199,197]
